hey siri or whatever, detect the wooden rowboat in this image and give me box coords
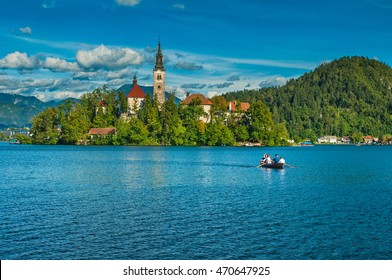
[260,162,284,169]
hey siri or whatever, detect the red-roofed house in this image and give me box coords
[228,100,250,112]
[181,94,212,123]
[127,74,146,114]
[88,128,117,137]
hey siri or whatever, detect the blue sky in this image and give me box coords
[1,0,392,101]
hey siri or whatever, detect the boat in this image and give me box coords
[300,141,314,146]
[260,162,285,169]
[9,139,21,144]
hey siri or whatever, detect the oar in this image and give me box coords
[285,164,299,168]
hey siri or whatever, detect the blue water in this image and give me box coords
[1,144,392,259]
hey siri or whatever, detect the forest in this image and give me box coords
[223,56,392,143]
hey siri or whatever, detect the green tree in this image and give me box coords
[31,107,61,144]
[160,94,185,145]
[15,133,32,144]
[248,101,275,145]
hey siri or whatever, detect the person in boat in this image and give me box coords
[273,154,280,163]
[279,156,285,165]
[260,153,267,164]
[265,154,272,164]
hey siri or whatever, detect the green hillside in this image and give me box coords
[223,56,392,139]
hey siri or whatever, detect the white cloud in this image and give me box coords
[19,26,32,35]
[173,4,185,9]
[115,0,141,7]
[259,76,289,88]
[106,68,132,80]
[173,61,203,71]
[43,57,80,72]
[76,45,144,70]
[0,52,40,69]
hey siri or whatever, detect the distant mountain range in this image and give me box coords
[0,93,72,129]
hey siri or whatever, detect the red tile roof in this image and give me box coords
[228,101,250,111]
[241,102,250,111]
[127,84,146,98]
[181,94,212,105]
[88,128,116,135]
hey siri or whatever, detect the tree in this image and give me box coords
[59,102,90,144]
[31,107,61,144]
[160,94,185,145]
[0,132,8,141]
[15,133,32,144]
[248,101,275,145]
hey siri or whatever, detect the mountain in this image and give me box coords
[223,56,392,139]
[0,93,76,129]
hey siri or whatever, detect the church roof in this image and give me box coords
[127,84,146,98]
[117,84,181,104]
[181,94,212,105]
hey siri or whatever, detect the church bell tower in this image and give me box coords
[153,39,165,105]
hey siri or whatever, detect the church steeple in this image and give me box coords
[154,38,164,71]
[153,38,165,106]
[133,73,137,85]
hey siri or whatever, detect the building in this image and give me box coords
[127,74,146,114]
[88,128,116,138]
[153,39,165,106]
[95,99,107,115]
[181,94,212,123]
[318,135,338,144]
[227,101,250,112]
[124,40,168,113]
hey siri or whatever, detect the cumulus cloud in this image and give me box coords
[19,26,32,35]
[175,53,185,59]
[227,75,240,81]
[116,0,141,7]
[76,45,143,70]
[0,52,40,70]
[174,61,203,71]
[43,57,80,72]
[208,82,233,89]
[173,4,185,9]
[106,68,132,80]
[259,76,288,88]
[181,83,207,89]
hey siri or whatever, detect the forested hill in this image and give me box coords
[223,56,392,140]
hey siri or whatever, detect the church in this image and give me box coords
[125,40,180,114]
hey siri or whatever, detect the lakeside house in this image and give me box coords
[88,128,116,138]
[318,135,338,144]
[227,101,250,112]
[363,135,378,144]
[181,94,213,123]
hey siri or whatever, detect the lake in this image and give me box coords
[1,144,391,259]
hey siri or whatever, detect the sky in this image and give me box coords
[0,0,392,101]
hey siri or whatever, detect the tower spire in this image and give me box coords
[154,37,164,71]
[133,73,137,85]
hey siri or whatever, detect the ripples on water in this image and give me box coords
[1,144,391,259]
